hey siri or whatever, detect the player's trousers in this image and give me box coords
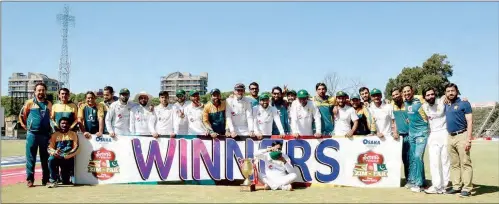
[400,134,411,184]
[428,129,450,190]
[48,156,74,183]
[408,131,428,187]
[259,173,297,190]
[25,131,50,183]
[448,131,473,192]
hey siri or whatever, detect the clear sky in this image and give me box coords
[2,2,498,102]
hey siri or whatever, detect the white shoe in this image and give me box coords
[404,183,414,189]
[280,184,292,191]
[411,186,422,192]
[424,186,442,194]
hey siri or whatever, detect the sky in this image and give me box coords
[2,2,498,103]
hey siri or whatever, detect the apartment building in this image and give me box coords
[8,72,59,98]
[160,72,208,98]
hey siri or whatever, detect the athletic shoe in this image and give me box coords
[411,186,422,192]
[459,191,471,197]
[424,186,442,194]
[404,183,414,189]
[445,188,461,195]
[438,188,446,194]
[47,182,58,188]
[26,181,34,188]
[281,184,293,191]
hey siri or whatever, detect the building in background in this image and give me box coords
[8,72,60,99]
[160,72,208,99]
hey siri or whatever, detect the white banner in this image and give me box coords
[75,135,402,188]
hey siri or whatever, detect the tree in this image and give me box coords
[323,72,341,96]
[323,72,366,96]
[384,54,453,99]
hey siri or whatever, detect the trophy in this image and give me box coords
[238,158,256,192]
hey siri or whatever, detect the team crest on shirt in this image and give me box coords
[407,106,413,113]
[136,117,141,122]
[118,114,122,119]
[231,111,236,116]
[454,105,458,110]
[268,164,273,169]
[190,118,194,122]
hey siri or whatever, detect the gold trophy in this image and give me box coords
[239,158,256,192]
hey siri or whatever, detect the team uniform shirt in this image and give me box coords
[78,103,105,134]
[391,101,409,135]
[226,97,254,135]
[48,131,79,159]
[130,105,155,135]
[445,98,472,133]
[51,102,79,130]
[353,107,376,135]
[183,103,207,135]
[289,100,322,135]
[422,98,447,133]
[405,95,429,136]
[369,102,395,137]
[174,101,191,135]
[105,101,136,135]
[19,98,53,133]
[271,102,291,135]
[253,149,294,178]
[313,96,335,135]
[100,99,116,134]
[333,105,359,136]
[149,104,176,135]
[202,101,226,135]
[246,96,259,107]
[252,105,285,135]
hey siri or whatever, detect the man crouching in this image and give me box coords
[254,141,296,191]
[47,117,80,188]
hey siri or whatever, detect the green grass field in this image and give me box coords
[2,140,498,203]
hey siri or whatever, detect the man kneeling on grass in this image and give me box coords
[254,141,297,191]
[47,117,80,188]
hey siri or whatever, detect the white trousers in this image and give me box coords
[259,173,297,190]
[428,129,450,190]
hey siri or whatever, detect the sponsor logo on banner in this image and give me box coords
[88,147,120,180]
[362,139,380,149]
[95,136,113,143]
[353,151,388,185]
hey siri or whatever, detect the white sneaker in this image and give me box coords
[280,184,292,191]
[411,186,422,192]
[404,183,414,189]
[424,186,442,194]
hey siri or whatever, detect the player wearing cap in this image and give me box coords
[105,88,136,137]
[350,93,376,136]
[253,141,296,191]
[253,93,285,139]
[181,90,208,135]
[174,89,191,135]
[369,88,398,139]
[333,91,358,137]
[150,91,176,138]
[312,83,335,136]
[203,89,226,137]
[247,82,260,107]
[270,86,291,135]
[226,83,254,137]
[289,90,321,137]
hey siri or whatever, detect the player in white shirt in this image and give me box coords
[254,141,296,191]
[289,90,322,137]
[181,90,208,136]
[105,88,137,137]
[369,88,399,139]
[129,91,154,135]
[150,91,177,138]
[174,89,191,135]
[333,91,358,137]
[422,88,450,194]
[253,93,285,139]
[226,83,254,137]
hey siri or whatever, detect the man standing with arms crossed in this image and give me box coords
[203,89,226,137]
[313,83,335,136]
[174,89,190,135]
[130,91,154,135]
[226,83,254,137]
[333,91,358,138]
[289,90,322,138]
[253,93,285,139]
[19,83,53,187]
[105,88,136,137]
[270,86,290,136]
[150,91,176,138]
[443,83,473,197]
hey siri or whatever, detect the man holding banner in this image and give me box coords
[226,83,254,137]
[130,91,154,135]
[289,90,322,137]
[105,88,136,137]
[333,91,358,138]
[150,91,176,138]
[252,93,285,139]
[369,88,398,139]
[182,90,208,135]
[202,89,226,137]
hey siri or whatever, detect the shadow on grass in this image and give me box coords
[472,184,499,196]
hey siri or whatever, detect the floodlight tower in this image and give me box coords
[57,4,75,90]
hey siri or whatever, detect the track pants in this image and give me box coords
[401,134,411,184]
[259,173,297,190]
[428,129,450,190]
[48,156,74,183]
[408,132,428,187]
[25,131,50,183]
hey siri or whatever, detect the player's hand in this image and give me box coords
[293,133,300,138]
[170,134,176,138]
[230,131,237,138]
[269,146,280,152]
[152,133,159,139]
[179,110,185,118]
[255,133,263,140]
[393,133,400,140]
[314,133,322,138]
[149,105,154,112]
[345,131,354,138]
[465,141,472,152]
[377,132,384,138]
[204,131,210,137]
[225,130,231,137]
[110,132,116,138]
[279,133,286,138]
[210,132,219,138]
[84,132,91,139]
[96,132,103,137]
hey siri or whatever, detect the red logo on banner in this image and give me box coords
[353,150,388,185]
[88,147,120,181]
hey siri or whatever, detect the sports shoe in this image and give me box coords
[47,182,58,188]
[445,188,461,195]
[411,186,422,192]
[404,183,414,189]
[459,191,471,197]
[281,184,293,191]
[424,186,442,194]
[26,181,34,188]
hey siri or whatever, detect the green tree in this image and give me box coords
[150,97,160,106]
[1,96,14,117]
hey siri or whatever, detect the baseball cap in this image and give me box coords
[119,88,130,95]
[370,88,382,96]
[210,88,221,95]
[176,89,186,96]
[351,93,361,100]
[259,93,270,101]
[287,90,297,96]
[234,83,245,90]
[269,151,282,160]
[297,90,309,98]
[336,91,348,97]
[189,90,200,96]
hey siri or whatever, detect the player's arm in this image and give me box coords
[246,102,254,133]
[70,104,79,129]
[77,104,86,132]
[97,104,105,135]
[202,105,214,133]
[105,104,115,135]
[50,105,58,129]
[48,133,58,155]
[464,102,473,141]
[225,101,235,133]
[349,109,359,136]
[64,132,80,159]
[18,101,31,130]
[364,108,376,134]
[313,104,322,134]
[129,108,136,135]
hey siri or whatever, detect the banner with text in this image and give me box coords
[74,135,402,188]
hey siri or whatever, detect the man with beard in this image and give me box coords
[130,91,154,135]
[105,88,136,137]
[312,83,335,136]
[359,87,372,108]
[390,87,412,188]
[253,93,285,139]
[51,88,79,132]
[443,83,473,197]
[174,89,190,135]
[350,93,376,136]
[253,141,296,191]
[270,86,290,135]
[289,90,321,137]
[47,117,79,188]
[247,82,260,107]
[285,90,297,106]
[150,91,176,139]
[101,86,118,134]
[226,83,254,137]
[333,91,358,138]
[203,89,226,137]
[19,83,53,187]
[369,88,398,140]
[78,91,104,139]
[182,90,208,135]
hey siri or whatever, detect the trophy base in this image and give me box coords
[240,184,256,192]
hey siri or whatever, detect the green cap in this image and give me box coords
[297,89,309,98]
[189,90,200,96]
[287,90,297,96]
[176,89,186,96]
[269,151,282,160]
[370,88,382,96]
[350,93,361,100]
[336,91,348,97]
[259,93,270,101]
[119,88,130,95]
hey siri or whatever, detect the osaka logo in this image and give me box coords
[352,150,388,185]
[87,147,120,180]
